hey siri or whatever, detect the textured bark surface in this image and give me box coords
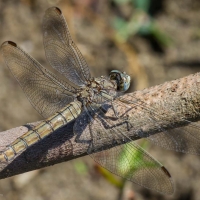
[0,72,200,179]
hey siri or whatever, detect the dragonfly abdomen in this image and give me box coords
[0,101,82,162]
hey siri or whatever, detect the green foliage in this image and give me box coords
[98,140,156,189]
[74,160,88,175]
[96,165,124,188]
[113,10,147,42]
[112,0,172,47]
[117,140,153,176]
[113,0,132,5]
[133,0,150,12]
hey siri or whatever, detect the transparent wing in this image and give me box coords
[1,41,78,118]
[147,122,200,154]
[116,96,200,155]
[74,106,174,194]
[43,7,91,87]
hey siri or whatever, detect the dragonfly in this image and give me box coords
[1,6,200,195]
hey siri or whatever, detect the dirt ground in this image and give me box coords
[0,0,200,200]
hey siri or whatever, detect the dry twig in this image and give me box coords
[0,72,199,179]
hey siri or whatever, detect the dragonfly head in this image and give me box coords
[109,70,131,92]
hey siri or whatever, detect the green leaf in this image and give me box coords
[113,17,130,42]
[113,0,132,5]
[74,160,88,175]
[133,0,150,12]
[117,140,157,177]
[96,165,124,188]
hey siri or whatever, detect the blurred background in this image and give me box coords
[0,0,200,199]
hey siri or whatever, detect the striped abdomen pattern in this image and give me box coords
[0,101,82,162]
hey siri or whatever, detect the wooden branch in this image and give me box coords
[0,72,200,179]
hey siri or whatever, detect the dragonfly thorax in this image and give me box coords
[93,76,117,91]
[76,76,117,105]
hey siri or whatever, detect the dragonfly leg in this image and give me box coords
[123,115,133,131]
[111,101,119,118]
